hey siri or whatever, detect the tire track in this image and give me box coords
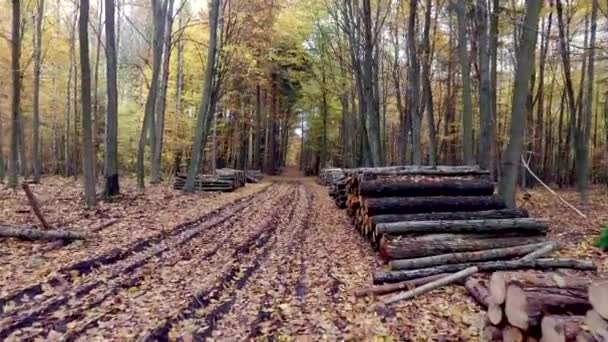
[0,184,283,341]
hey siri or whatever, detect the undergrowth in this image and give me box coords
[596,225,608,251]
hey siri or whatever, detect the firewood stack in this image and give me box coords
[328,177,348,209]
[173,169,246,192]
[319,168,347,186]
[477,274,608,342]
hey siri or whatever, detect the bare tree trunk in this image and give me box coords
[151,0,175,184]
[79,0,97,207]
[362,0,382,166]
[454,0,474,165]
[8,0,22,189]
[408,0,422,165]
[476,0,493,171]
[92,0,103,177]
[184,0,221,191]
[498,0,543,207]
[137,0,168,190]
[421,0,437,166]
[32,0,45,183]
[103,0,120,197]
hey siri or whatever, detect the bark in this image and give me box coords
[454,0,473,165]
[489,272,595,305]
[541,315,585,342]
[465,277,491,308]
[137,0,168,190]
[358,179,495,197]
[353,273,449,298]
[476,0,493,171]
[79,0,97,208]
[407,0,421,165]
[576,331,596,342]
[585,310,608,341]
[421,0,437,166]
[355,165,489,176]
[373,259,595,284]
[364,195,506,216]
[103,0,120,197]
[32,0,44,183]
[489,0,499,176]
[505,284,589,331]
[21,183,50,229]
[498,0,542,207]
[0,225,86,241]
[389,242,551,270]
[183,0,220,191]
[151,0,175,184]
[588,280,608,320]
[380,236,545,261]
[377,218,547,236]
[370,208,529,224]
[8,0,21,188]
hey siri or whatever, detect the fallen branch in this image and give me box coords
[519,241,559,261]
[21,183,50,229]
[353,273,450,298]
[90,219,119,233]
[383,266,479,305]
[0,225,86,241]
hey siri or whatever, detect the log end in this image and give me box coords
[588,281,608,320]
[541,316,566,342]
[502,325,524,342]
[505,284,529,331]
[489,272,507,305]
[481,325,502,342]
[585,309,608,339]
[488,302,503,325]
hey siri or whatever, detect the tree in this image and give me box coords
[103,0,120,197]
[79,0,97,207]
[453,0,474,165]
[407,0,421,165]
[32,0,45,183]
[184,0,221,192]
[476,0,492,171]
[498,0,543,207]
[8,0,22,189]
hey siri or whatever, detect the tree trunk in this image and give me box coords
[476,0,493,171]
[370,208,529,224]
[379,236,545,260]
[364,195,506,216]
[373,259,595,284]
[103,0,120,197]
[8,0,22,189]
[184,0,221,191]
[498,0,542,207]
[465,277,491,308]
[358,179,495,197]
[137,0,168,190]
[21,183,50,229]
[489,271,595,305]
[454,0,474,165]
[79,0,97,208]
[0,225,86,241]
[151,0,175,184]
[505,284,589,331]
[389,242,551,270]
[376,217,547,236]
[407,0,421,165]
[32,0,45,183]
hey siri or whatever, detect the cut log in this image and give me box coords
[519,242,559,261]
[505,285,590,330]
[541,315,584,342]
[502,325,524,342]
[383,266,479,304]
[389,242,551,270]
[364,195,506,216]
[370,208,530,224]
[586,310,608,341]
[482,324,503,342]
[358,179,495,197]
[353,273,449,298]
[575,331,597,342]
[376,218,547,236]
[464,277,491,308]
[21,183,50,229]
[380,236,546,261]
[373,259,595,284]
[490,272,595,306]
[589,280,608,320]
[354,165,489,176]
[488,301,504,325]
[0,225,86,240]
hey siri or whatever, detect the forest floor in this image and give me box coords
[0,176,606,341]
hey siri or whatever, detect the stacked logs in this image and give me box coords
[173,169,246,192]
[478,274,608,341]
[328,177,348,208]
[319,168,347,186]
[245,170,263,183]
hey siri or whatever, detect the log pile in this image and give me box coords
[319,168,347,186]
[475,273,608,341]
[173,169,246,192]
[245,170,263,183]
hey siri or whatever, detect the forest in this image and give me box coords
[1,0,608,341]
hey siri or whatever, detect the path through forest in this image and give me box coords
[2,177,472,341]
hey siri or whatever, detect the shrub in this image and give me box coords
[596,225,608,251]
